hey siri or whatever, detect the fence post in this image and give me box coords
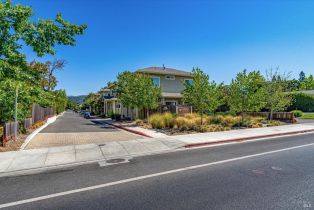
[2,125,6,147]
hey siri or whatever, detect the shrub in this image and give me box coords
[248,123,263,128]
[135,119,144,126]
[208,115,224,124]
[163,112,175,128]
[174,116,187,129]
[221,115,242,127]
[290,110,303,117]
[174,117,197,130]
[184,113,199,119]
[109,113,121,121]
[287,92,314,112]
[149,114,165,129]
[205,124,230,132]
[267,120,281,127]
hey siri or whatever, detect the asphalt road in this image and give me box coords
[26,112,143,149]
[40,112,123,133]
[2,132,314,209]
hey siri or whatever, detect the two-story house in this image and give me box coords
[137,66,193,106]
[103,66,193,119]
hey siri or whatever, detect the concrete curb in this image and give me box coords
[103,121,153,138]
[20,115,58,150]
[184,129,314,148]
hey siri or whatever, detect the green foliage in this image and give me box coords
[149,112,175,129]
[67,99,80,112]
[299,74,314,90]
[0,0,86,122]
[287,92,314,112]
[300,113,314,119]
[290,110,303,117]
[149,114,166,129]
[266,120,281,127]
[228,70,266,115]
[116,71,161,119]
[264,69,292,119]
[182,68,224,124]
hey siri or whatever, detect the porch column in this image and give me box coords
[104,101,106,115]
[112,100,116,114]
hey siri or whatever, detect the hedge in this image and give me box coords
[287,92,314,112]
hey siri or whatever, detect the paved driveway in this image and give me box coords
[26,112,144,149]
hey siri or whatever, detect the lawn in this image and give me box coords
[300,113,314,119]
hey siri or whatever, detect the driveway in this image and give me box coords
[25,112,144,149]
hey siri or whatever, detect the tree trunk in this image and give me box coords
[146,107,150,122]
[201,110,203,125]
[269,108,274,121]
[14,86,18,140]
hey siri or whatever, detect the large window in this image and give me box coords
[185,79,193,86]
[151,77,160,87]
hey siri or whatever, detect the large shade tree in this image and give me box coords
[264,69,292,120]
[0,0,87,122]
[182,68,224,124]
[228,70,266,120]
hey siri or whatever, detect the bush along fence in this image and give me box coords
[244,112,295,123]
[0,104,55,147]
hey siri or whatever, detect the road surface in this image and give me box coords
[2,132,314,209]
[26,111,144,149]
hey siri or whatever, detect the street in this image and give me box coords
[26,112,144,149]
[1,132,314,209]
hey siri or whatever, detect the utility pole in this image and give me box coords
[14,86,18,140]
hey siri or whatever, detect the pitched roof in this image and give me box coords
[137,66,193,78]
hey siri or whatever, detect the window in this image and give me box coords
[165,75,175,80]
[116,103,121,109]
[185,79,193,86]
[151,77,160,87]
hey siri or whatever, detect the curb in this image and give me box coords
[20,115,58,150]
[102,121,153,138]
[184,129,314,148]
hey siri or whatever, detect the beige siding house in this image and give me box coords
[137,66,193,106]
[103,66,193,119]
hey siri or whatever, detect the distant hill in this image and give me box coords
[68,95,86,104]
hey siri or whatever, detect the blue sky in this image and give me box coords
[18,0,314,96]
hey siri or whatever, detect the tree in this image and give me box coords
[136,73,161,121]
[182,68,223,124]
[300,74,314,90]
[116,71,161,120]
[0,0,86,122]
[228,70,266,121]
[116,71,137,118]
[264,69,292,120]
[299,71,306,82]
[286,79,300,92]
[46,60,66,91]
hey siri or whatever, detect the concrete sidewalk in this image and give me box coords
[1,123,314,176]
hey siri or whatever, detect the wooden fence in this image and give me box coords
[157,105,192,115]
[244,112,295,123]
[1,104,55,147]
[32,104,54,124]
[2,122,19,147]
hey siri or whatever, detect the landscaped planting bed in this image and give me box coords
[140,112,283,136]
